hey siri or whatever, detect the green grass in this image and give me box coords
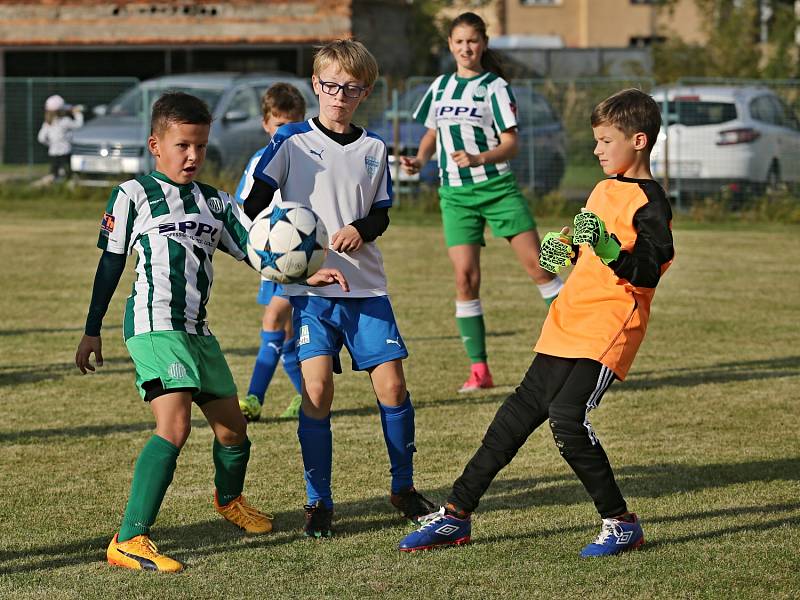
[1,195,798,599]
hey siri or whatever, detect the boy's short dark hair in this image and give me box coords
[151,91,212,136]
[262,83,306,120]
[591,88,662,151]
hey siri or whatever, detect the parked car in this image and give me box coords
[70,73,318,185]
[369,83,566,194]
[650,85,800,195]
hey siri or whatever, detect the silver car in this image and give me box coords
[70,73,318,185]
[650,85,800,196]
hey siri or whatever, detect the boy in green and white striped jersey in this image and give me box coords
[74,91,347,572]
[402,12,563,393]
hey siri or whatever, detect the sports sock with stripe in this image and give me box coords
[537,276,564,307]
[213,437,251,506]
[456,299,487,363]
[298,410,333,509]
[280,336,303,394]
[118,434,180,542]
[247,329,285,404]
[378,394,416,493]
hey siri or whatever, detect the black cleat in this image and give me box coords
[304,501,333,539]
[390,487,436,524]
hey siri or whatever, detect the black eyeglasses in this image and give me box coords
[318,79,367,99]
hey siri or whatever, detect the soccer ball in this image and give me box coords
[247,201,328,284]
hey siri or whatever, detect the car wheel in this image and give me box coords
[765,160,784,195]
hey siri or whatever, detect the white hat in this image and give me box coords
[45,95,65,111]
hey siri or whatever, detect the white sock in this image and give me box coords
[537,276,564,300]
[455,299,483,318]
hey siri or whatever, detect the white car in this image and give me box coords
[650,85,800,195]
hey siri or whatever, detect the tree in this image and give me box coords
[653,0,798,82]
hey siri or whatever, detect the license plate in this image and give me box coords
[78,156,123,173]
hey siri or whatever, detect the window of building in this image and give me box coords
[520,0,561,6]
[630,36,667,47]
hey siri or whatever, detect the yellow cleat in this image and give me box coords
[214,491,273,534]
[238,394,262,422]
[106,533,184,573]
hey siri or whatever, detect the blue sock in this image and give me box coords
[281,336,302,394]
[379,394,416,493]
[298,410,333,509]
[247,330,285,404]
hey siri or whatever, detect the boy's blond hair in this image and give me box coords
[313,39,378,87]
[262,82,306,121]
[591,88,661,151]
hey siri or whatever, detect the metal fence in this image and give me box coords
[0,77,140,177]
[2,75,799,208]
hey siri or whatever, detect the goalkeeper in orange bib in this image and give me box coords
[399,88,674,557]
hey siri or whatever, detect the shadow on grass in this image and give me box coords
[0,419,210,444]
[624,355,800,391]
[0,324,120,337]
[474,502,800,549]
[475,457,800,514]
[0,357,133,387]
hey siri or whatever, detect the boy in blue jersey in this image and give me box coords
[243,39,435,538]
[235,83,307,423]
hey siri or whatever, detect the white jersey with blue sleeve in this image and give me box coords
[234,146,266,204]
[252,119,393,298]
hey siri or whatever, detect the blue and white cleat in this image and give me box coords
[398,507,471,552]
[580,514,644,557]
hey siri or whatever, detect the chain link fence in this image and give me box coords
[2,75,799,209]
[0,77,139,179]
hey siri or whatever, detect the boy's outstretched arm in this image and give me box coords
[75,250,126,373]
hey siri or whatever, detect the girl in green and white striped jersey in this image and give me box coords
[402,12,563,393]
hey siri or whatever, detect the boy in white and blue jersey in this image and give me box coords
[243,40,434,538]
[235,83,307,423]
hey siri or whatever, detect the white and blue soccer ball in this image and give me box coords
[247,201,328,284]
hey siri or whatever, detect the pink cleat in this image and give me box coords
[458,362,494,393]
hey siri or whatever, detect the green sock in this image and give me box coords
[213,437,251,506]
[456,315,487,363]
[118,435,180,542]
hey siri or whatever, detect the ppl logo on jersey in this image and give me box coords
[159,221,218,242]
[436,106,483,119]
[101,212,115,233]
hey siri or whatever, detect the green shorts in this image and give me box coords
[439,172,536,247]
[126,331,237,404]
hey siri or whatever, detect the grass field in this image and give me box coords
[1,196,799,599]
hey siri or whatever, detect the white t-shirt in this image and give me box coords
[253,119,393,298]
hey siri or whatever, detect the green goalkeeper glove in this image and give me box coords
[539,230,575,274]
[573,208,621,265]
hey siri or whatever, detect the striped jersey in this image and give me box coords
[98,171,251,340]
[413,72,518,187]
[253,119,393,298]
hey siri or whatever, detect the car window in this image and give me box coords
[769,96,800,131]
[750,96,778,125]
[667,100,737,126]
[227,86,259,118]
[108,85,224,117]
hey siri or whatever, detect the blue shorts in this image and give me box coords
[290,295,408,373]
[257,279,286,305]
